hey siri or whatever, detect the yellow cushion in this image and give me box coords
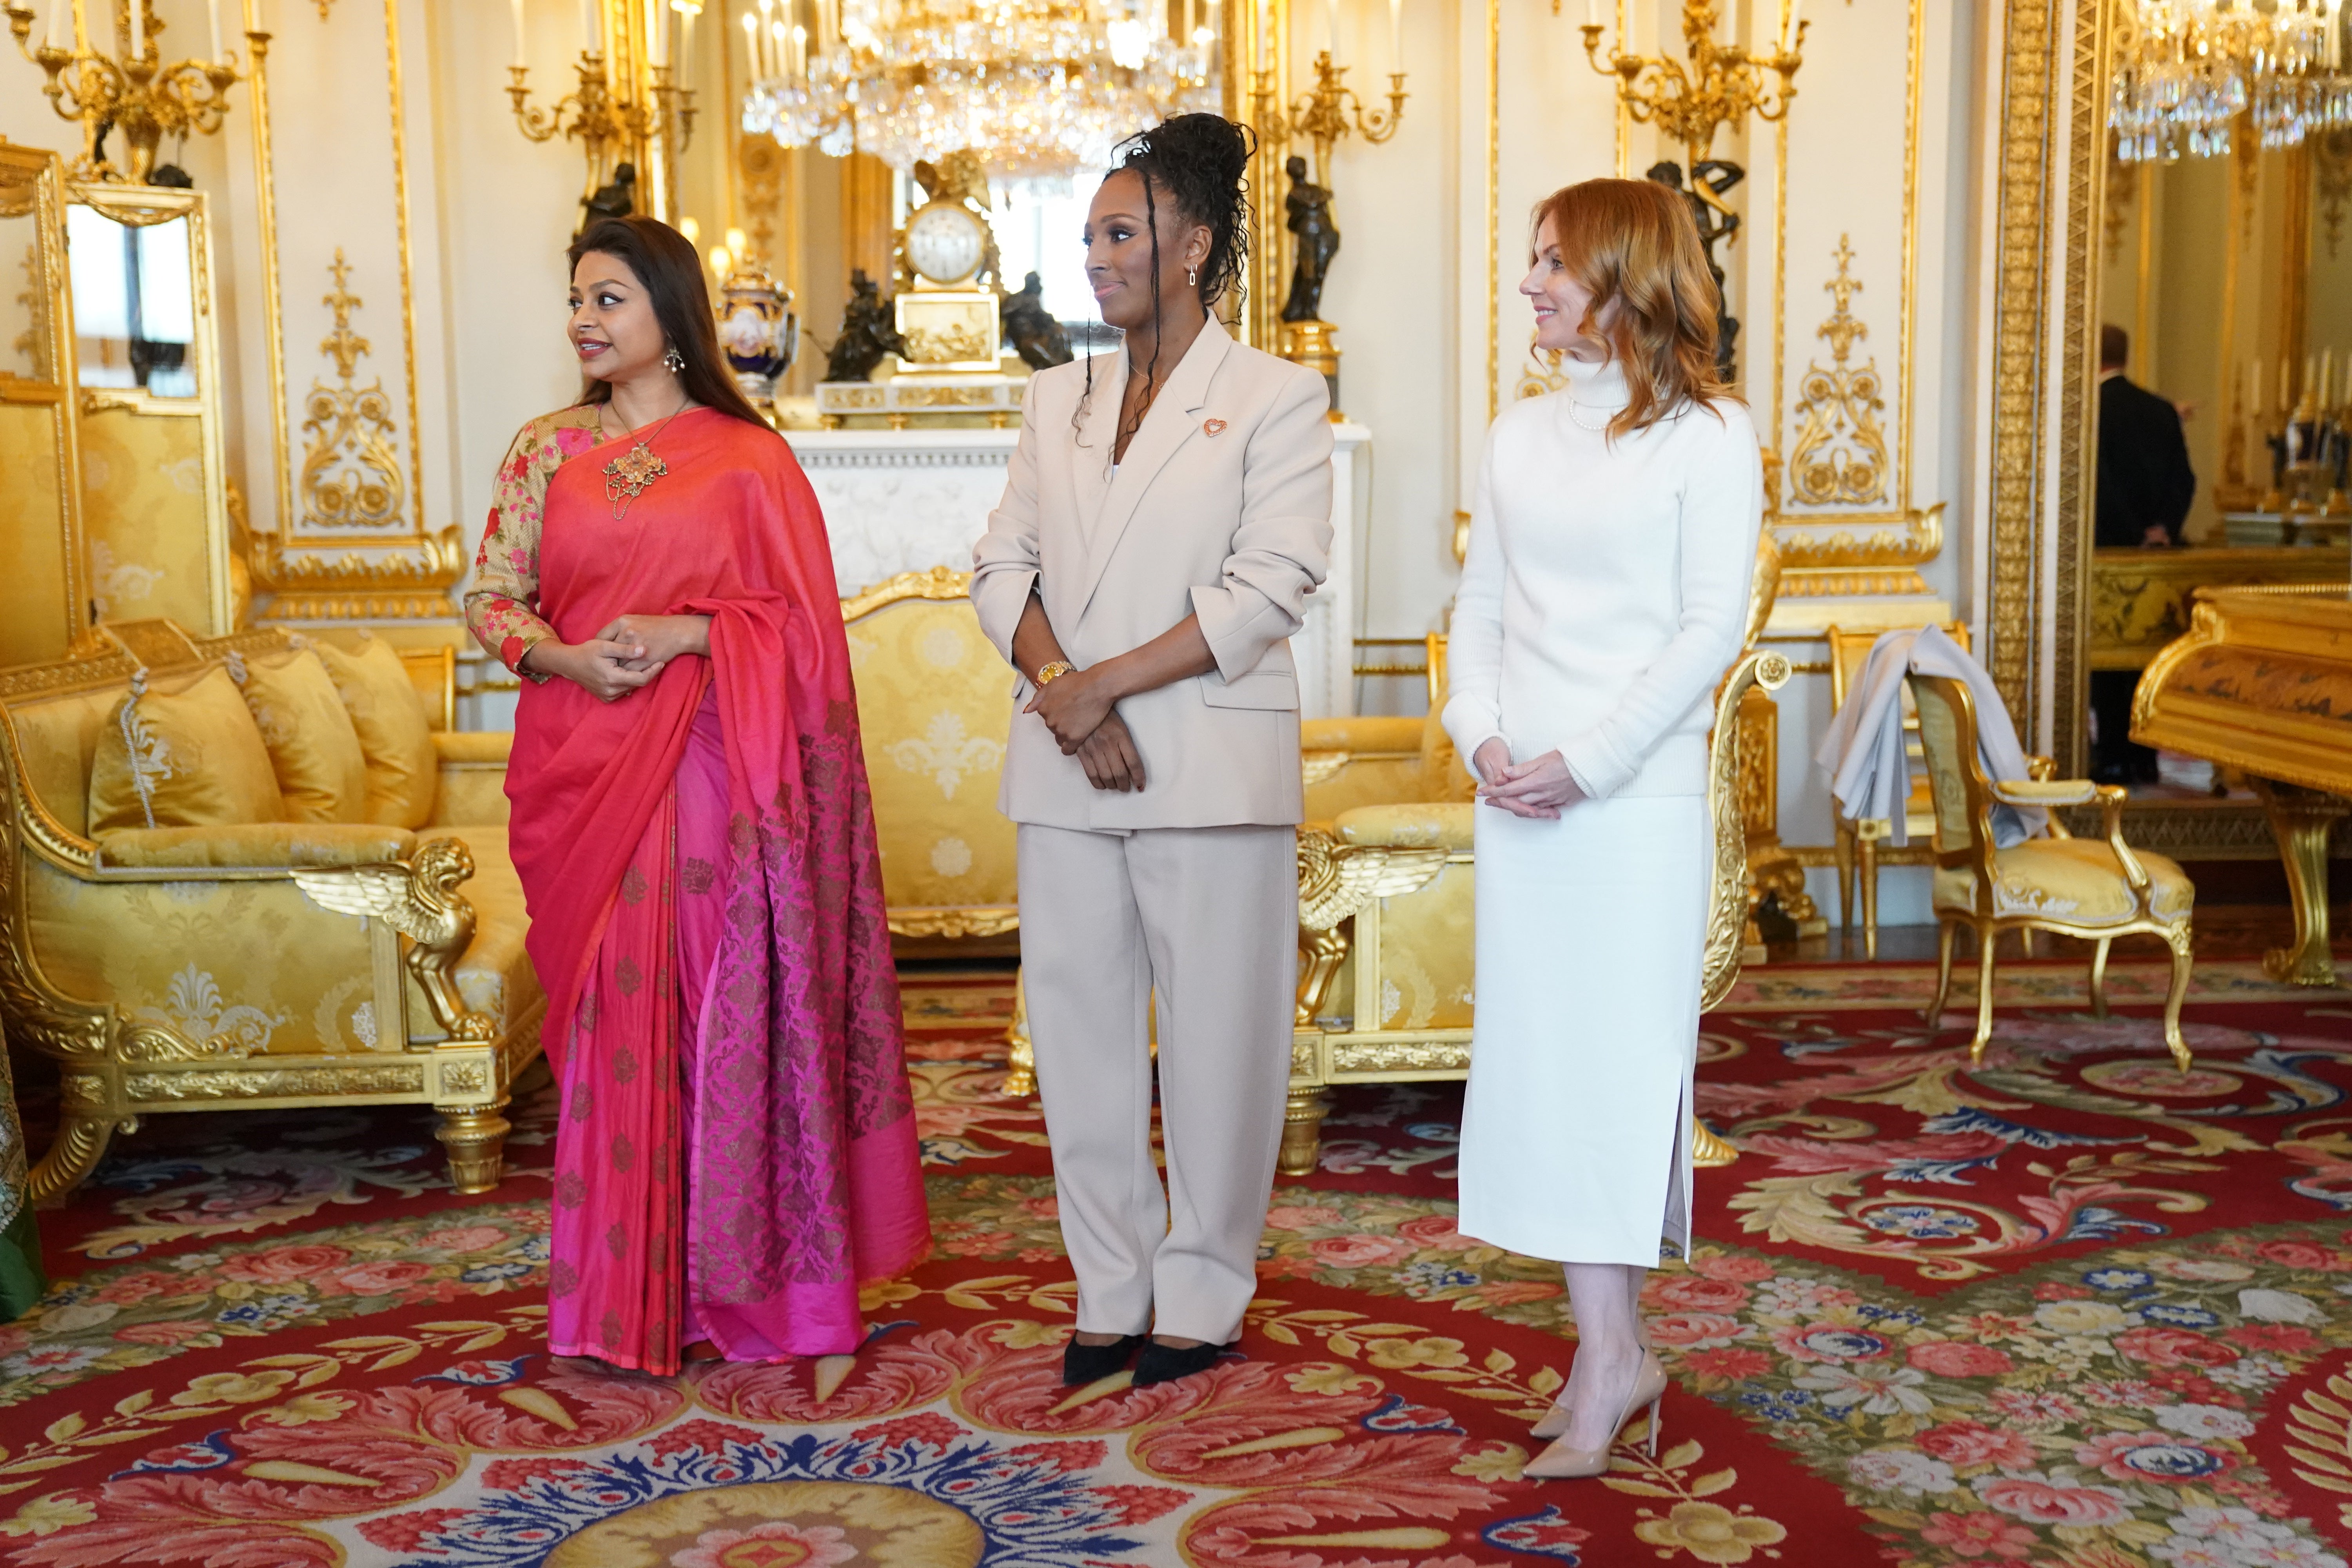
[87,665,283,833]
[1933,836,2195,927]
[94,822,415,869]
[312,635,437,829]
[234,648,368,824]
[4,686,118,836]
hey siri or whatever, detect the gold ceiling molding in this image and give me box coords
[1786,234,1888,507]
[297,250,406,532]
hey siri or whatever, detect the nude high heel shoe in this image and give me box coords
[1524,1356,1666,1481]
[1532,1348,1666,1441]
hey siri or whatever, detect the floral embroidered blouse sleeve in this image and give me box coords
[465,410,600,681]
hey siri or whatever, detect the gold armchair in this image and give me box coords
[1909,673,2196,1068]
[1,620,538,1201]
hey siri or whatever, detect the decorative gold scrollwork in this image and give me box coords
[298,250,407,532]
[1787,235,1889,508]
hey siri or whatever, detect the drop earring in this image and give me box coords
[1187,263,1199,287]
[663,347,685,374]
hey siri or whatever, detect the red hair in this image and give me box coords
[1533,178,1733,438]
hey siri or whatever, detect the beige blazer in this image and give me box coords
[973,320,1334,830]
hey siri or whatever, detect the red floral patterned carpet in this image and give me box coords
[7,956,2352,1566]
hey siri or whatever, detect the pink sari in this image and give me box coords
[501,407,929,1375]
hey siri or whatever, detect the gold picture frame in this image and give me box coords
[0,142,89,669]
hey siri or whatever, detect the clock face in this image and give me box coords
[906,201,987,285]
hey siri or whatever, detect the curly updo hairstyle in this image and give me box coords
[1083,113,1256,451]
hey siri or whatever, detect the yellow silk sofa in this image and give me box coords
[1279,537,1786,1172]
[842,568,1020,943]
[0,619,537,1202]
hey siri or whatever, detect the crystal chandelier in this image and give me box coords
[740,0,1219,187]
[2111,0,2352,162]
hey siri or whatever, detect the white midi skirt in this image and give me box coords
[1454,793,1710,1266]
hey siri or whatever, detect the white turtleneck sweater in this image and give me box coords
[1442,359,1764,800]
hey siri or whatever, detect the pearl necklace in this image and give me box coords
[1567,399,1617,432]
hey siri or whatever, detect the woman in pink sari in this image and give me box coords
[465,214,929,1376]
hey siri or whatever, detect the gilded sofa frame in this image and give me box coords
[0,620,534,1202]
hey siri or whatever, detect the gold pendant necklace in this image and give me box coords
[601,399,689,519]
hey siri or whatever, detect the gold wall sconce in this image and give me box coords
[1252,0,1410,417]
[506,0,698,214]
[1575,0,1805,169]
[4,0,250,183]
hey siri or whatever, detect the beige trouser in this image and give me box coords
[1016,822,1297,1344]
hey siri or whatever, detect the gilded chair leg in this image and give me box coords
[1002,969,1037,1099]
[2088,938,2112,1020]
[1859,833,1880,960]
[1971,926,1998,1065]
[1834,824,1855,931]
[2161,924,2195,1073]
[1926,921,1958,1026]
[28,1114,122,1207]
[1691,1116,1739,1167]
[1278,1088,1329,1177]
[436,1099,511,1194]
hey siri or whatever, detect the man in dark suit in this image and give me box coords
[2091,323,2197,782]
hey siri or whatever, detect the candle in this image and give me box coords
[650,0,665,65]
[1782,0,1801,51]
[1388,0,1401,68]
[1255,0,1268,69]
[510,0,525,63]
[741,7,757,75]
[130,0,143,57]
[42,0,62,47]
[1326,0,1339,56]
[207,0,221,58]
[676,0,694,84]
[1585,0,1595,24]
[580,0,597,53]
[791,20,804,76]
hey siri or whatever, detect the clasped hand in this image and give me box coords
[525,613,712,703]
[1472,739,1584,818]
[1025,666,1147,793]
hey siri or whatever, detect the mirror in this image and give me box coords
[66,185,234,638]
[0,143,88,668]
[2087,132,2352,791]
[65,205,199,399]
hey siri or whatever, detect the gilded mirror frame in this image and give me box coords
[0,142,89,668]
[64,181,236,639]
[1999,0,2303,860]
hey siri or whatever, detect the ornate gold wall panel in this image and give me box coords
[1787,235,1888,506]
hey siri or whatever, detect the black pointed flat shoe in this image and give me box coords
[1132,1338,1235,1386]
[1062,1333,1147,1385]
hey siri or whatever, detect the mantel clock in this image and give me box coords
[893,156,1004,376]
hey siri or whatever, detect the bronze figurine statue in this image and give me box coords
[579,162,638,235]
[1646,158,1742,382]
[822,269,907,383]
[1280,155,1340,325]
[1003,271,1072,371]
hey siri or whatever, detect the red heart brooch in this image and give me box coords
[1203,418,1228,436]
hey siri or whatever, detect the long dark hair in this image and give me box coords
[567,215,770,429]
[1079,113,1255,452]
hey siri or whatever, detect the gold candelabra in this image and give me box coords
[1262,49,1405,183]
[4,0,247,183]
[1577,0,1805,171]
[506,51,695,202]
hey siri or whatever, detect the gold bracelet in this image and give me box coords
[1034,660,1075,686]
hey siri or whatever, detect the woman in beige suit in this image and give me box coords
[972,114,1334,1388]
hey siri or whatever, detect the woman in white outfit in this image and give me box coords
[1444,178,1761,1479]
